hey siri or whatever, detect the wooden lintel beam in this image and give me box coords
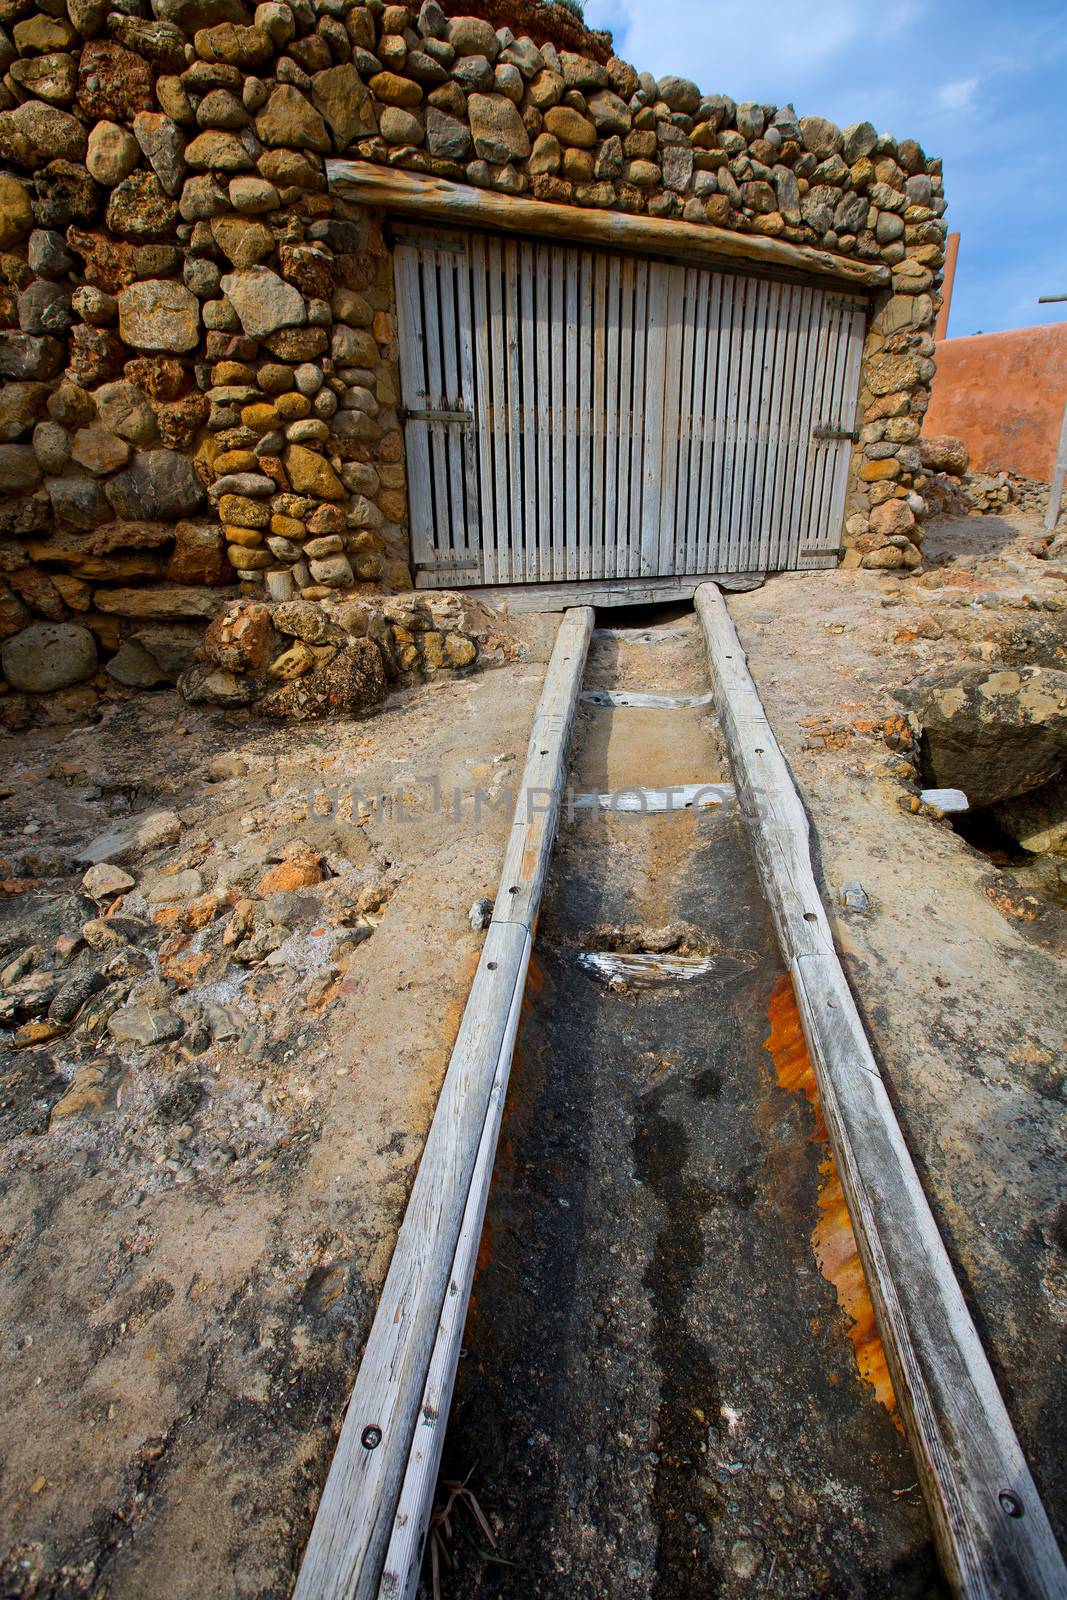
[326,160,891,291]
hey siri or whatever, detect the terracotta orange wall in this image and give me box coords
[925,322,1067,480]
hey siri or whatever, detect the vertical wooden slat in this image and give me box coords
[486,237,511,581]
[775,285,816,571]
[518,241,538,580]
[820,303,867,559]
[576,250,594,580]
[452,237,481,583]
[591,251,608,579]
[564,247,579,579]
[534,243,552,584]
[748,279,782,575]
[784,288,825,569]
[724,275,755,570]
[764,283,803,572]
[640,260,668,575]
[807,298,844,554]
[743,278,775,573]
[550,246,566,581]
[682,267,710,575]
[672,267,695,573]
[718,273,744,570]
[617,254,636,578]
[657,263,686,575]
[603,252,621,580]
[695,270,723,573]
[503,240,524,582]
[420,249,452,570]
[793,292,837,566]
[393,245,436,571]
[436,250,467,564]
[630,259,650,577]
[808,297,865,564]
[470,234,497,584]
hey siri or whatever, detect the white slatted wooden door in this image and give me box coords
[394,229,866,587]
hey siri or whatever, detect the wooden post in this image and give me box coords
[1045,400,1067,532]
[935,232,960,341]
[695,582,1067,1600]
[293,608,595,1600]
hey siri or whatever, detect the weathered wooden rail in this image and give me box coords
[695,582,1067,1600]
[293,608,595,1600]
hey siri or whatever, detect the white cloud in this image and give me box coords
[936,76,981,113]
[588,0,916,109]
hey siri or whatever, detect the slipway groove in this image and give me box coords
[295,602,1066,1600]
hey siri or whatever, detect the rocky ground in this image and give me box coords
[0,507,1065,1596]
[0,636,554,1598]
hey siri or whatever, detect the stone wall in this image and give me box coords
[0,0,946,722]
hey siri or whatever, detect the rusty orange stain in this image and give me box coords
[524,951,544,996]
[765,974,900,1425]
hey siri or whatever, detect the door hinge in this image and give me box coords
[802,546,846,557]
[826,294,865,311]
[812,423,859,443]
[399,405,472,425]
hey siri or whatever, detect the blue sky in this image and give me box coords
[582,0,1067,339]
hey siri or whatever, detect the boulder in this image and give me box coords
[0,444,42,491]
[0,102,87,166]
[105,171,180,240]
[920,435,969,477]
[656,75,700,113]
[868,498,916,541]
[203,597,279,671]
[991,776,1067,858]
[118,279,201,351]
[543,104,595,149]
[284,443,344,499]
[105,450,205,520]
[2,621,97,691]
[0,333,64,381]
[70,426,130,475]
[896,665,1067,807]
[447,15,498,59]
[77,806,181,863]
[468,92,531,163]
[219,266,306,336]
[132,111,187,196]
[93,379,157,444]
[254,84,330,151]
[178,661,262,704]
[799,115,843,158]
[257,638,386,719]
[0,174,33,247]
[105,638,171,687]
[311,64,376,148]
[94,585,224,620]
[76,40,153,119]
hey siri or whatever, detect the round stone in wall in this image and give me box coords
[118,280,201,352]
[2,622,98,692]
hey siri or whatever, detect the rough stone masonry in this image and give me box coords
[0,0,946,723]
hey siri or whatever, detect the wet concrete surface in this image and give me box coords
[440,622,944,1599]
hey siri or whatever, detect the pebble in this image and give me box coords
[77,809,182,866]
[729,1538,764,1578]
[82,862,136,898]
[146,868,206,904]
[108,1002,185,1046]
